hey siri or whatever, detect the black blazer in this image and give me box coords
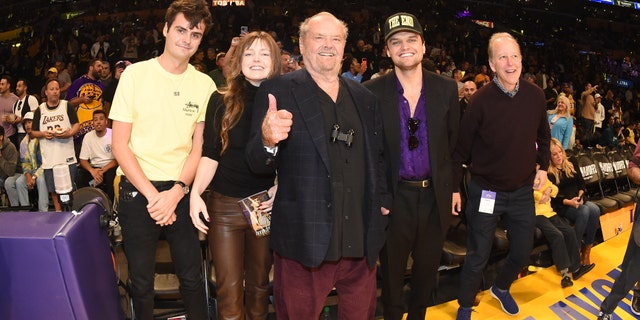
[364,69,460,235]
[246,69,391,268]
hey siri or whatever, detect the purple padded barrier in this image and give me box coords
[0,205,123,320]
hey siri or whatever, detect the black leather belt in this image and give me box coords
[399,179,431,188]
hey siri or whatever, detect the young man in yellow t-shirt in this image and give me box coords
[109,1,216,318]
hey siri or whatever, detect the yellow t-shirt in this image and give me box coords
[534,179,559,218]
[109,58,216,181]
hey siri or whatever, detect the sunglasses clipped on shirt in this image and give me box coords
[408,118,420,150]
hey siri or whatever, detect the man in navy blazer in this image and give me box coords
[246,12,391,320]
[364,12,460,320]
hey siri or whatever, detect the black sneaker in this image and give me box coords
[632,289,640,315]
[572,263,595,281]
[561,276,573,288]
[597,311,612,320]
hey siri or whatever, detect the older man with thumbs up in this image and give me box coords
[246,11,391,320]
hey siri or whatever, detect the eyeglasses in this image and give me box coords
[408,118,420,150]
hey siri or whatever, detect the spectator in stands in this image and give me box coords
[208,51,228,87]
[100,61,114,88]
[30,78,80,212]
[90,34,110,59]
[363,12,460,320]
[370,58,392,80]
[602,89,615,112]
[452,32,550,319]
[452,68,464,99]
[121,31,140,62]
[544,79,558,110]
[473,64,490,88]
[41,68,60,102]
[280,51,293,74]
[189,30,280,320]
[548,95,573,150]
[210,37,242,88]
[280,50,301,74]
[624,121,638,147]
[10,78,39,149]
[53,61,71,99]
[77,110,117,200]
[460,80,477,119]
[0,75,19,148]
[66,58,105,151]
[351,39,375,81]
[548,137,601,265]
[536,65,549,89]
[598,143,640,320]
[341,55,366,83]
[580,83,598,146]
[109,0,215,318]
[0,125,19,199]
[598,116,620,149]
[102,60,131,116]
[525,73,536,83]
[615,122,626,146]
[533,177,595,288]
[203,47,217,72]
[77,43,92,72]
[57,61,74,99]
[561,83,576,117]
[609,97,624,122]
[4,112,49,211]
[594,93,606,136]
[193,63,206,73]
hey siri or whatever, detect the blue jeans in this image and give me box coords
[118,177,207,320]
[4,173,23,207]
[562,201,600,247]
[5,173,49,211]
[458,179,535,308]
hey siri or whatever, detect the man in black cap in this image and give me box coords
[364,12,460,320]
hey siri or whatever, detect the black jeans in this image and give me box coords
[118,177,207,320]
[458,179,536,308]
[76,166,117,201]
[535,214,580,272]
[600,203,640,314]
[380,184,442,320]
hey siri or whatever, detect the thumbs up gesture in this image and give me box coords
[262,94,293,147]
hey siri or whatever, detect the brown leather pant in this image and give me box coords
[207,191,272,320]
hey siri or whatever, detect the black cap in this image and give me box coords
[383,12,423,42]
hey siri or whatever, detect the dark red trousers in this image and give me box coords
[272,253,377,320]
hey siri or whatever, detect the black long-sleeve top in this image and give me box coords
[202,81,275,198]
[548,159,587,217]
[452,80,551,192]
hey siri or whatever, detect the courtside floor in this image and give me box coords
[426,228,640,319]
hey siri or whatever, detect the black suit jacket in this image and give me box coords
[246,69,391,268]
[364,69,460,235]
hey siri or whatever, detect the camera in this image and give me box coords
[240,26,249,34]
[115,61,127,70]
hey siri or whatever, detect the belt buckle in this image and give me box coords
[421,180,429,188]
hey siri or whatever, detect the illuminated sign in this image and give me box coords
[212,0,245,5]
[589,0,640,9]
